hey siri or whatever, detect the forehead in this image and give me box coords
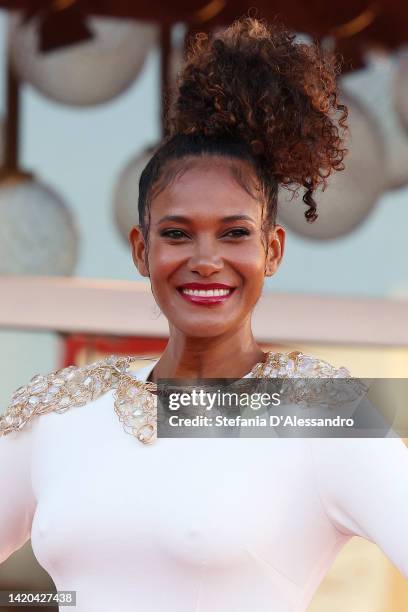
[150,156,263,221]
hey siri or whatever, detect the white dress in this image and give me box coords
[0,354,407,612]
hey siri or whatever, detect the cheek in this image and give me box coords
[231,242,266,278]
[147,239,181,278]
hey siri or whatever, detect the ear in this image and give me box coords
[264,225,285,276]
[129,225,150,277]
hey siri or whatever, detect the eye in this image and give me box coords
[160,228,251,240]
[223,228,251,238]
[160,229,187,239]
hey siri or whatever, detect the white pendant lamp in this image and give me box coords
[9,12,158,106]
[341,51,408,189]
[113,148,155,242]
[0,177,79,275]
[277,93,386,240]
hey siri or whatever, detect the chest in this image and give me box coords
[29,399,333,591]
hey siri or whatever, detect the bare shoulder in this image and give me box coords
[0,355,134,437]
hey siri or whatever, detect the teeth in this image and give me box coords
[181,288,232,297]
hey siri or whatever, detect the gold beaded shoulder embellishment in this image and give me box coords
[0,351,354,445]
[0,356,144,436]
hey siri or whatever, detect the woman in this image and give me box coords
[1,17,407,612]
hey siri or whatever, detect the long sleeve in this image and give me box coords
[0,355,134,567]
[308,436,408,578]
[0,427,37,564]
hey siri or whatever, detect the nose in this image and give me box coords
[187,236,224,276]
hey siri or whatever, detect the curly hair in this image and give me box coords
[138,16,348,259]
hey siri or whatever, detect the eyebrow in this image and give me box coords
[155,214,255,225]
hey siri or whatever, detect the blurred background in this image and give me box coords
[0,0,407,610]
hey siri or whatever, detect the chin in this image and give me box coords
[170,317,239,339]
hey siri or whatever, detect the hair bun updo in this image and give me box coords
[168,16,349,222]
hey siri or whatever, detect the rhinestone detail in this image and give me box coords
[0,351,355,445]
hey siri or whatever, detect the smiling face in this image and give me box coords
[130,156,285,339]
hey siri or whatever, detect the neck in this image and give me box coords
[147,326,267,383]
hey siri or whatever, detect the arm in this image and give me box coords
[308,436,408,578]
[0,427,37,564]
[0,354,130,565]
